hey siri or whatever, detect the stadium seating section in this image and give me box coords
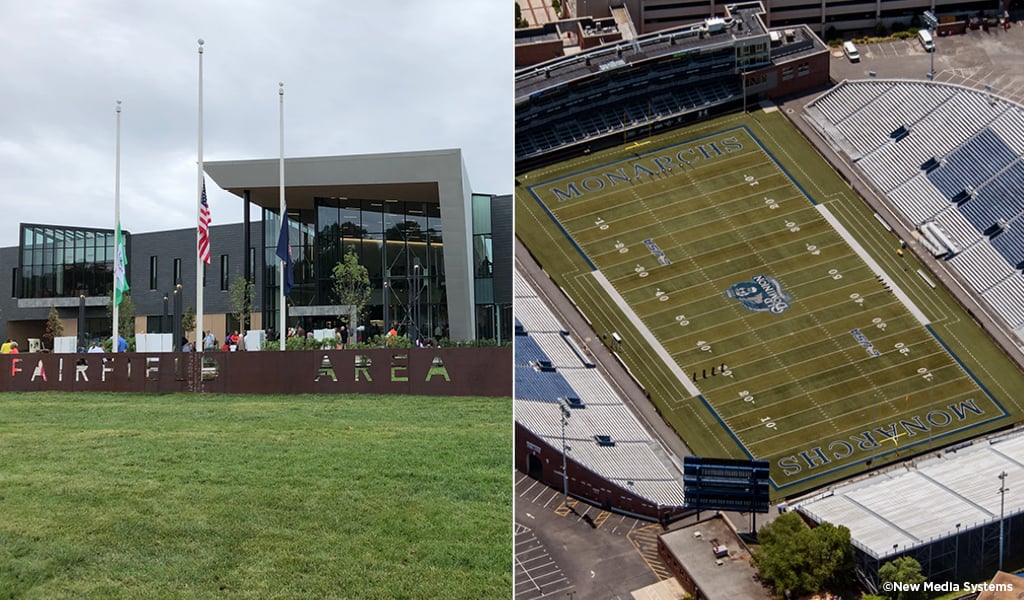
[513,269,685,506]
[806,80,1024,339]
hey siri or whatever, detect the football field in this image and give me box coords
[517,113,1024,495]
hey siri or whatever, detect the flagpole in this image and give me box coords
[113,100,122,352]
[278,82,286,351]
[195,38,205,352]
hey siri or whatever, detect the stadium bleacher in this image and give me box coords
[805,79,1024,341]
[514,267,686,507]
[927,129,1018,200]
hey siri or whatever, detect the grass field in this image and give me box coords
[0,392,511,599]
[517,110,1024,496]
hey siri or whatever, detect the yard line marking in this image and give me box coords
[591,269,701,397]
[818,204,930,326]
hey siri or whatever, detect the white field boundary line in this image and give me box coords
[591,269,701,398]
[817,204,930,327]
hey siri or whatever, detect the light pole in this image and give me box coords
[923,11,938,80]
[998,471,1008,571]
[411,258,422,340]
[558,397,572,507]
[954,522,961,579]
[382,280,390,333]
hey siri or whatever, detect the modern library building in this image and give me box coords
[0,148,511,349]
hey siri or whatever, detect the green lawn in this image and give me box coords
[0,392,511,599]
[517,109,1024,497]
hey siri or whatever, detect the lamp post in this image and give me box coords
[411,258,422,340]
[78,293,86,349]
[923,11,938,80]
[954,522,961,578]
[998,471,1008,571]
[557,397,572,507]
[163,294,169,334]
[382,280,390,334]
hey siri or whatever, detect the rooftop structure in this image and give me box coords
[795,428,1024,588]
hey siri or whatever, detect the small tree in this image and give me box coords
[878,557,926,600]
[44,303,64,349]
[228,274,255,332]
[107,291,136,340]
[331,250,371,331]
[551,0,561,17]
[182,305,196,341]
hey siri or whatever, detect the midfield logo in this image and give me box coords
[724,275,792,314]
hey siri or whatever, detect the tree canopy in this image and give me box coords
[878,556,926,600]
[753,512,855,597]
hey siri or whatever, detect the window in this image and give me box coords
[11,267,17,297]
[173,258,181,285]
[220,255,230,291]
[149,256,158,290]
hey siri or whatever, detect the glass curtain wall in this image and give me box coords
[263,199,446,341]
[472,194,497,341]
[19,224,123,299]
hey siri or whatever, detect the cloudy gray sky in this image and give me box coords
[0,1,511,247]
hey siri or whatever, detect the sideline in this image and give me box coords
[817,203,930,326]
[590,269,702,397]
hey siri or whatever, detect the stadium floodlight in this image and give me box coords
[557,397,572,507]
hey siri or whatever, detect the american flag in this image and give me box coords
[198,179,211,265]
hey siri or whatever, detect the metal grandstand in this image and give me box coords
[794,428,1024,591]
[515,2,827,170]
[513,268,686,510]
[804,79,1024,345]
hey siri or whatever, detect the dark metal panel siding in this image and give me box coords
[490,194,513,304]
[0,247,19,340]
[129,222,263,317]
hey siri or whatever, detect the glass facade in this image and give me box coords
[262,198,446,340]
[18,224,124,299]
[472,194,501,341]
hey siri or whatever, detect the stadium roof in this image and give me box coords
[795,429,1024,559]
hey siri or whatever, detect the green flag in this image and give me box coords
[114,223,129,305]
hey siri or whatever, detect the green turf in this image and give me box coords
[0,392,511,599]
[517,109,1024,497]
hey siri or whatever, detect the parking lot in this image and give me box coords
[828,23,1024,104]
[515,474,673,599]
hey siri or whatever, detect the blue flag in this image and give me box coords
[276,212,294,295]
